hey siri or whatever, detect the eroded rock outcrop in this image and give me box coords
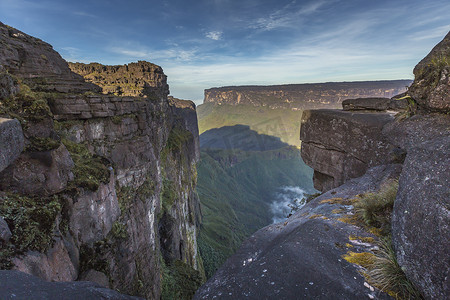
[0,23,202,299]
[300,109,398,191]
[408,32,449,112]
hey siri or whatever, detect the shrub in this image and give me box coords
[62,139,110,192]
[0,193,61,253]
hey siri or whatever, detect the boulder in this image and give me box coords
[300,109,396,191]
[0,118,24,173]
[79,270,110,288]
[0,215,12,243]
[195,164,401,300]
[12,238,77,282]
[408,32,449,112]
[0,270,143,299]
[0,144,74,196]
[386,113,450,299]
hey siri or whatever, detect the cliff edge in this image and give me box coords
[0,22,203,299]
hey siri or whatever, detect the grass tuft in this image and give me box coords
[367,239,423,300]
[354,180,398,236]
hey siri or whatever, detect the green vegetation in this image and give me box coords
[354,180,398,236]
[62,139,110,192]
[160,258,203,300]
[197,146,314,278]
[166,127,193,154]
[395,96,417,120]
[26,136,61,152]
[161,178,176,213]
[110,221,128,240]
[0,193,62,268]
[197,103,304,146]
[0,81,54,126]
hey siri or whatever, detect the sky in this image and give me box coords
[0,0,449,104]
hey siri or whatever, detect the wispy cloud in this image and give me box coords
[410,25,450,41]
[73,11,96,18]
[110,46,198,62]
[205,31,223,40]
[249,0,328,31]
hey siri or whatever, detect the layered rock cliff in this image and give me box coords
[195,33,449,299]
[204,81,411,110]
[0,22,202,299]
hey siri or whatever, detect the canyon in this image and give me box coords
[0,20,448,300]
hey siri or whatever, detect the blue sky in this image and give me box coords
[0,0,449,104]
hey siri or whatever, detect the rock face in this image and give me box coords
[0,22,99,93]
[0,22,202,299]
[384,114,450,299]
[300,109,397,191]
[0,118,24,173]
[0,270,143,300]
[408,32,449,112]
[195,164,400,300]
[0,144,74,196]
[204,80,411,110]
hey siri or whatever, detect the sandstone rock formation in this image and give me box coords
[408,32,449,112]
[300,109,397,191]
[384,114,450,299]
[0,22,99,94]
[204,80,411,110]
[0,23,202,299]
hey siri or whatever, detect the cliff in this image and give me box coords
[0,22,202,299]
[204,80,411,110]
[195,33,449,299]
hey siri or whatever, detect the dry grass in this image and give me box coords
[367,239,423,300]
[354,180,398,236]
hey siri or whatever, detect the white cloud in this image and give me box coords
[206,31,223,40]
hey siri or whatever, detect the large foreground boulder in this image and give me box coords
[386,113,450,299]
